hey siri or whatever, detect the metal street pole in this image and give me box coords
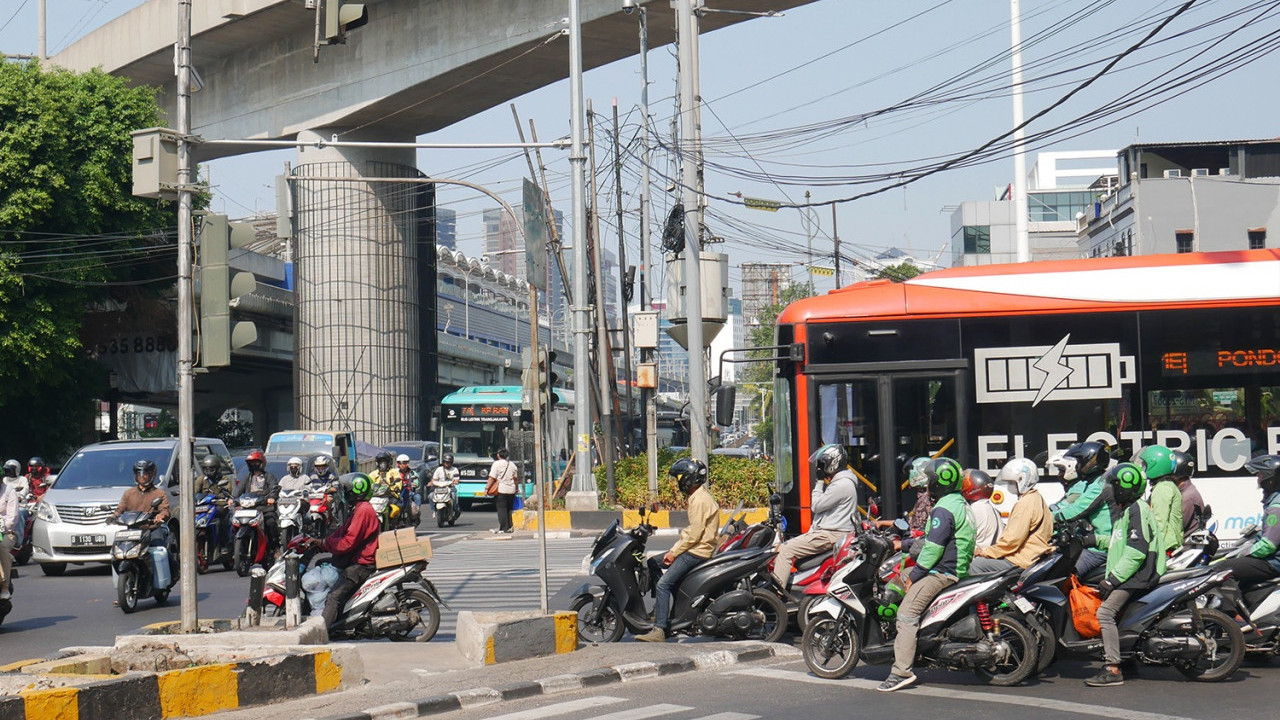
[637,6,659,499]
[832,204,841,289]
[176,0,198,632]
[613,100,635,458]
[587,102,617,503]
[1011,0,1030,262]
[528,287,548,613]
[568,0,596,505]
[37,0,46,60]
[676,0,708,464]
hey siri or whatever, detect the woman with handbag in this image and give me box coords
[487,448,520,534]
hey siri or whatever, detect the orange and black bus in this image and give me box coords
[766,249,1280,539]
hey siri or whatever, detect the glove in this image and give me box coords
[1096,580,1114,601]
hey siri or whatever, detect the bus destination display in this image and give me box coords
[1161,348,1280,376]
[445,405,513,423]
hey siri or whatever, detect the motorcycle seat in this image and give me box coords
[1242,577,1280,605]
[795,554,828,572]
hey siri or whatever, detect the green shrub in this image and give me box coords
[594,450,774,509]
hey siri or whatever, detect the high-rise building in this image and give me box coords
[740,262,793,327]
[483,207,569,334]
[435,207,457,249]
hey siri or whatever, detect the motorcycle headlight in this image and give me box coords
[36,501,57,522]
[588,554,608,575]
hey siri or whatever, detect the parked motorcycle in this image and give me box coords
[231,492,270,577]
[429,476,461,528]
[110,497,175,614]
[802,526,1039,686]
[194,487,234,574]
[262,534,445,641]
[570,509,788,644]
[277,488,306,549]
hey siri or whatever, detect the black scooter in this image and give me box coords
[569,508,788,643]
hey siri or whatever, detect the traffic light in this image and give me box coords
[199,214,258,368]
[324,0,368,44]
[539,348,560,411]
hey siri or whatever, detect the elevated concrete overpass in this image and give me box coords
[55,0,816,157]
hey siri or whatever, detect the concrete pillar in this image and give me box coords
[291,129,429,446]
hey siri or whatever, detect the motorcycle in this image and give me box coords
[262,534,446,641]
[1010,519,1245,682]
[10,496,36,566]
[569,508,788,644]
[370,483,398,531]
[109,497,175,614]
[305,482,338,537]
[194,486,234,574]
[277,488,306,549]
[231,492,271,577]
[802,526,1039,686]
[1166,521,1221,572]
[429,476,461,528]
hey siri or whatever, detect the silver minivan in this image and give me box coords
[32,438,231,575]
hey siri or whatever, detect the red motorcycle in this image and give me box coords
[231,492,271,577]
[798,520,919,630]
[304,483,338,537]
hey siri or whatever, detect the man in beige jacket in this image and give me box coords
[971,457,1053,573]
[636,458,719,642]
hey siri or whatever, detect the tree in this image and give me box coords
[0,62,175,458]
[740,282,813,440]
[873,261,923,282]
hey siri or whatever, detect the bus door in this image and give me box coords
[812,370,966,520]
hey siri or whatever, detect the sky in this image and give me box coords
[4,0,1280,298]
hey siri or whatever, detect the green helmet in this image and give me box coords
[1105,461,1148,506]
[925,457,963,501]
[1134,444,1176,482]
[347,472,374,501]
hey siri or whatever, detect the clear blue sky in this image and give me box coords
[4,0,1279,294]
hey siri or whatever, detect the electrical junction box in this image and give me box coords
[131,127,181,200]
[633,311,660,349]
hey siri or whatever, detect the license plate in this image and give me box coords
[473,491,488,497]
[71,534,106,546]
[1013,596,1035,614]
[114,530,143,541]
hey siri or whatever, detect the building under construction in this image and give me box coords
[740,262,794,327]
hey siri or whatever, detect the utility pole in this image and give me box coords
[635,5,659,498]
[1011,0,1030,262]
[37,0,47,60]
[567,0,596,508]
[832,204,841,289]
[613,100,635,458]
[675,0,708,464]
[176,0,198,632]
[587,101,617,502]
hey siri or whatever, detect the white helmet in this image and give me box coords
[997,457,1040,496]
[287,456,304,476]
[905,457,930,489]
[1045,449,1077,482]
[395,454,411,464]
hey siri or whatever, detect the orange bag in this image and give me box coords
[1069,575,1103,639]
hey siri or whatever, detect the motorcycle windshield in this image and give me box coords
[591,520,620,559]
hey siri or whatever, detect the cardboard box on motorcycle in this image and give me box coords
[375,527,433,569]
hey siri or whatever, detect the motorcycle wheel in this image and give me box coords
[387,589,441,643]
[195,538,210,575]
[571,595,625,644]
[234,538,250,578]
[1172,607,1244,682]
[746,589,789,643]
[15,542,32,566]
[1025,611,1056,676]
[154,588,170,604]
[802,616,859,679]
[972,613,1038,687]
[797,594,819,633]
[437,510,446,529]
[117,568,139,614]
[41,563,66,577]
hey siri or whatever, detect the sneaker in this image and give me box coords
[1085,666,1124,687]
[634,627,667,643]
[877,673,917,692]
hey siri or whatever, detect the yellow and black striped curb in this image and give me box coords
[456,611,578,665]
[0,648,354,720]
[513,508,768,532]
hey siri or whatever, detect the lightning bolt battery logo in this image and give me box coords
[974,334,1136,407]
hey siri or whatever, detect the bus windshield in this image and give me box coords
[440,418,510,460]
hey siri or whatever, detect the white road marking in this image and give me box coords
[690,714,761,720]
[586,704,692,720]
[729,667,1199,720]
[478,696,626,720]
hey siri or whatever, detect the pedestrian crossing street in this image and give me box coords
[422,535,598,638]
[472,696,759,720]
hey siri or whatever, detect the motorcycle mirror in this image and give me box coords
[151,496,164,509]
[893,518,909,532]
[639,505,648,519]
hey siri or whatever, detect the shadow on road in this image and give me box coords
[0,615,76,633]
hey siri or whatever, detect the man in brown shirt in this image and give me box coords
[114,459,171,525]
[636,458,718,642]
[971,457,1052,573]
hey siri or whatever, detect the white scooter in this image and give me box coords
[277,488,306,548]
[429,476,461,528]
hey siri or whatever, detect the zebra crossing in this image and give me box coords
[469,696,759,720]
[421,535,598,638]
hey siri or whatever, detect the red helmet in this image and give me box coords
[961,469,995,503]
[245,450,266,469]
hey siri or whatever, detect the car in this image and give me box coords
[31,437,232,576]
[383,440,441,477]
[710,447,755,459]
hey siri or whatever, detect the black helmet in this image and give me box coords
[1105,461,1148,506]
[199,455,221,475]
[375,450,393,469]
[442,453,454,465]
[924,457,963,501]
[26,457,46,476]
[342,472,374,502]
[133,458,158,488]
[809,443,848,481]
[961,468,995,503]
[1063,441,1110,481]
[1170,450,1195,481]
[669,458,708,495]
[1246,454,1280,496]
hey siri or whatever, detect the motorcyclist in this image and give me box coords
[1088,461,1166,688]
[636,458,719,643]
[368,451,395,488]
[25,458,50,503]
[1049,441,1115,578]
[310,455,338,488]
[0,480,18,599]
[195,455,233,544]
[878,457,974,692]
[430,453,461,514]
[962,469,1003,549]
[280,457,310,493]
[1133,444,1184,555]
[393,454,421,526]
[3,460,29,549]
[1217,455,1280,586]
[971,457,1053,574]
[111,459,173,591]
[771,443,857,591]
[876,457,931,548]
[233,450,279,556]
[1172,450,1207,535]
[319,473,381,631]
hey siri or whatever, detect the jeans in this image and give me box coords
[1075,548,1107,578]
[1097,588,1133,665]
[891,573,957,677]
[323,562,375,630]
[654,552,706,630]
[969,556,1016,574]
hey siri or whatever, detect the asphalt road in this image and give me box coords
[0,505,504,662]
[435,655,1280,720]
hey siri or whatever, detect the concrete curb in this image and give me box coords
[2,647,360,720]
[512,508,768,532]
[305,642,796,720]
[455,611,579,665]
